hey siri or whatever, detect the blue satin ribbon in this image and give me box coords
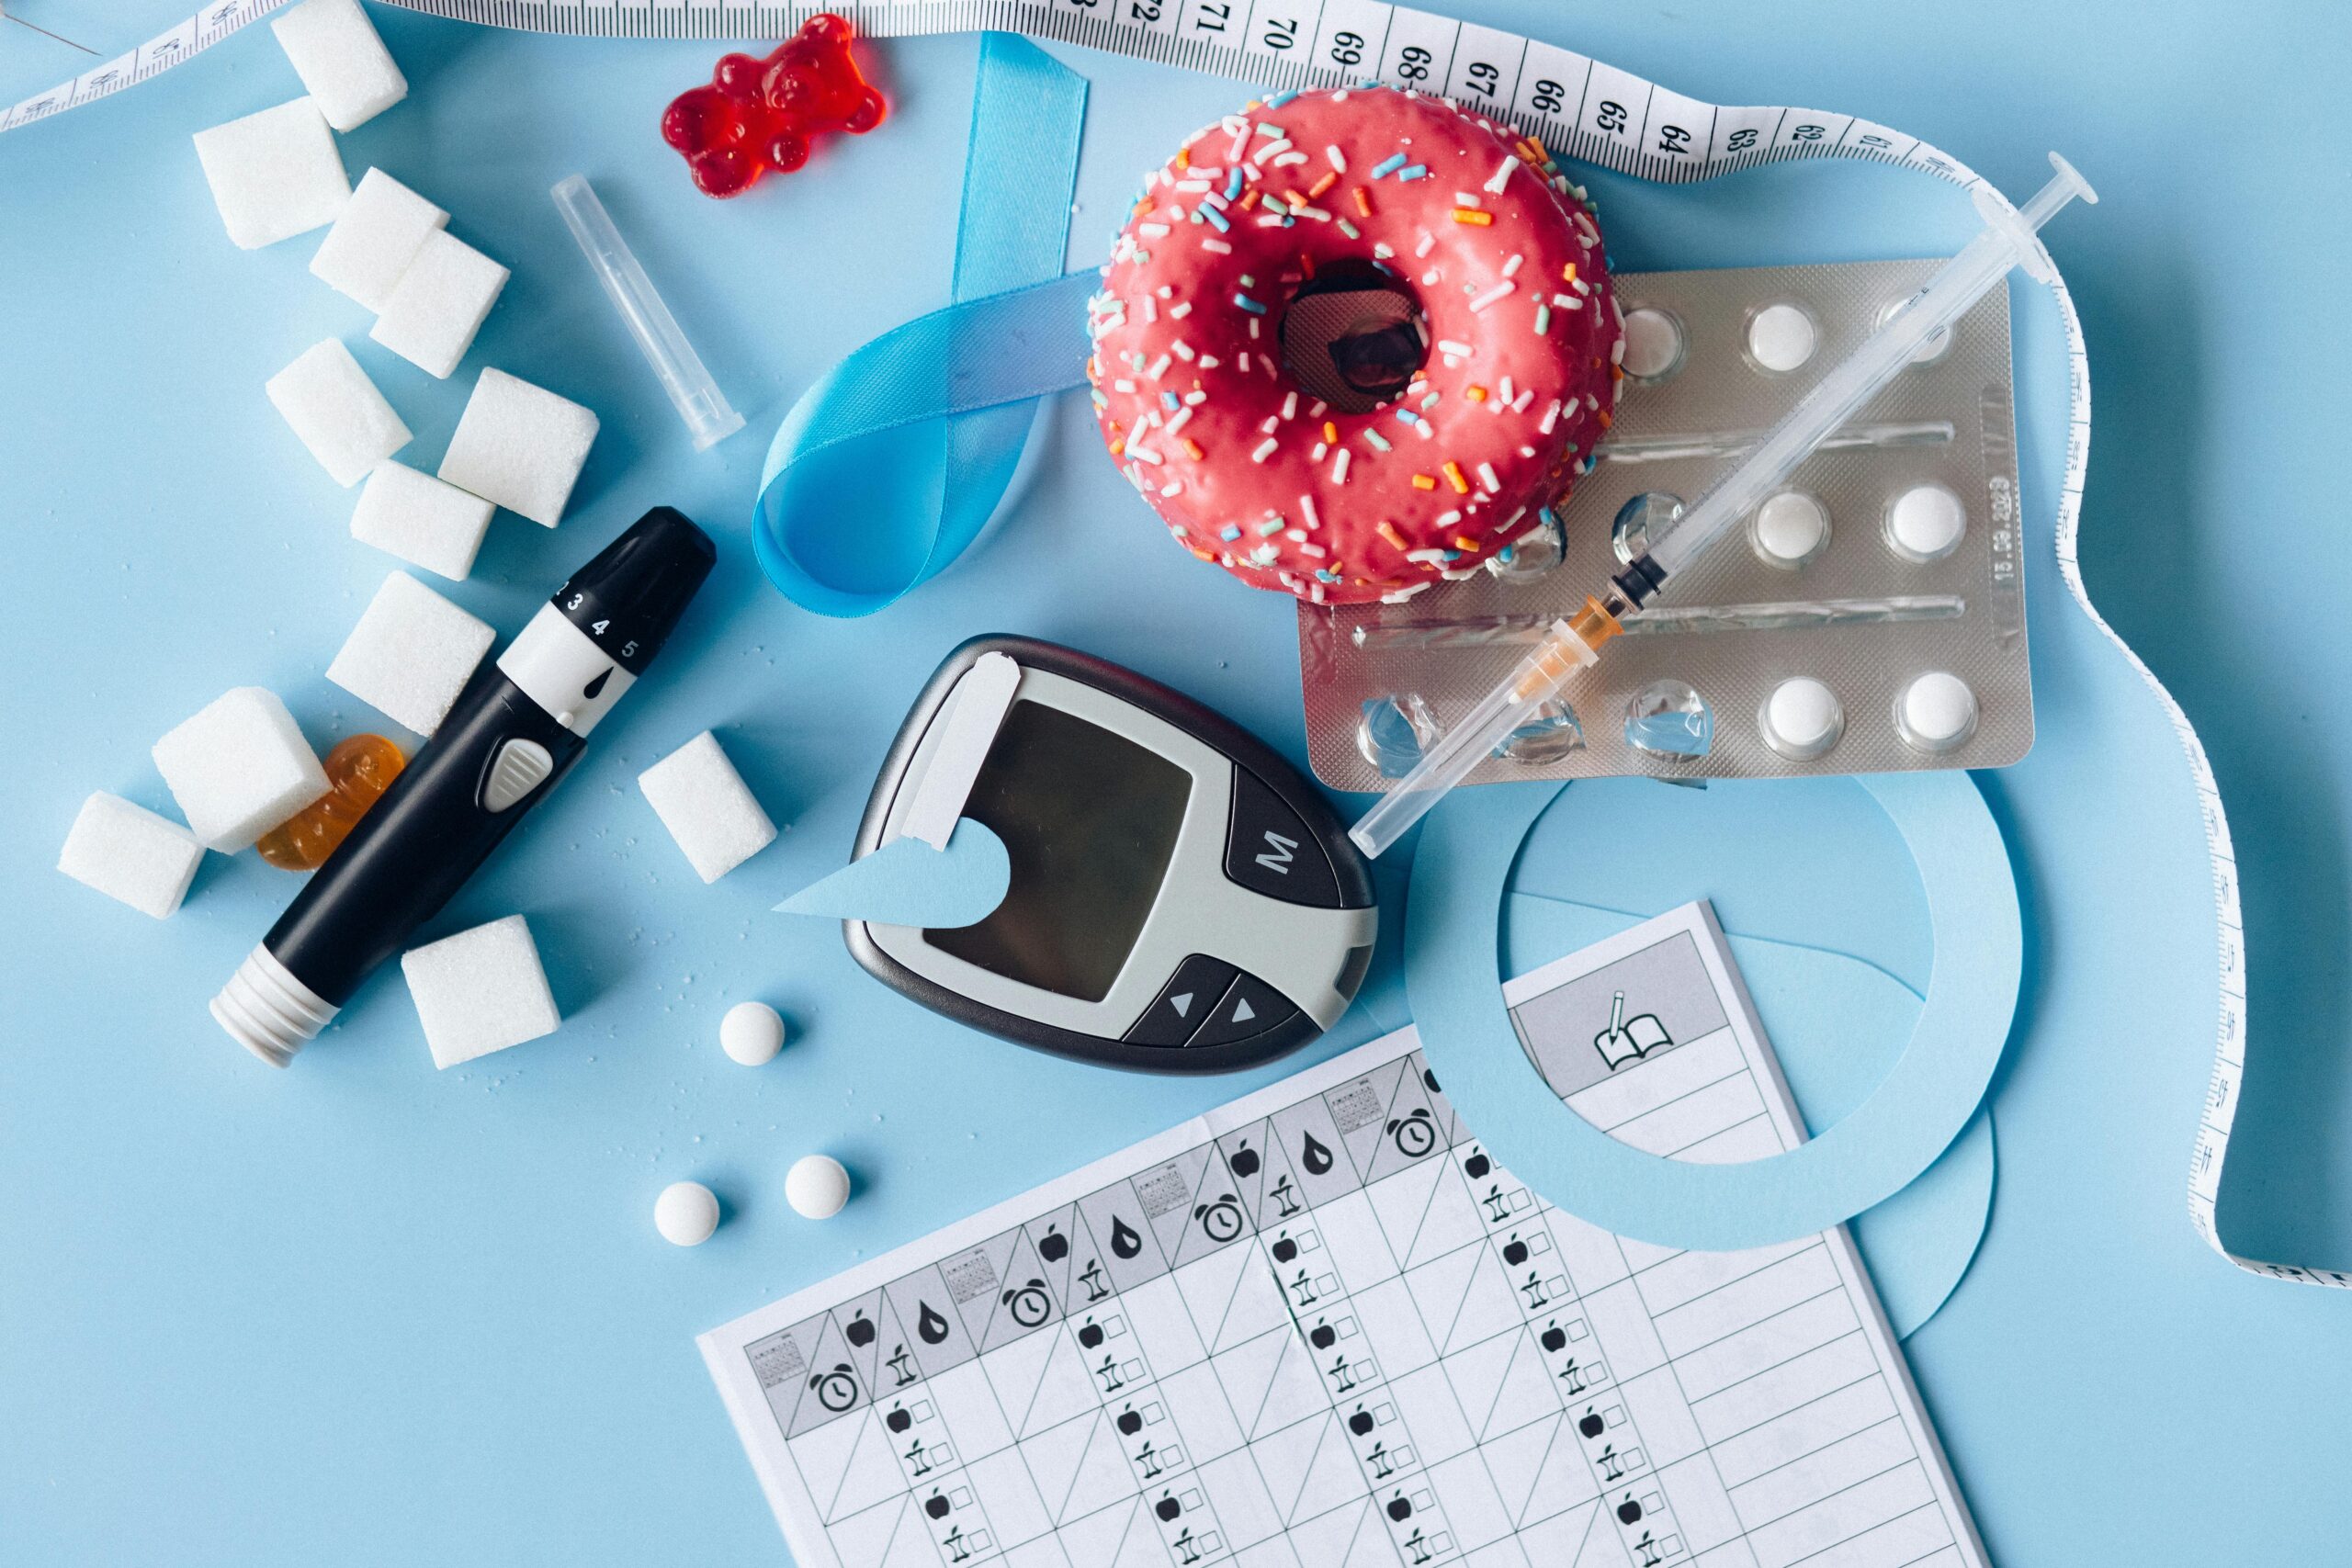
[753,35,1092,616]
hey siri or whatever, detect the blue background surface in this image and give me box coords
[3,1,2346,1562]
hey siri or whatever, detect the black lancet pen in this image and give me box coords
[211,506,716,1066]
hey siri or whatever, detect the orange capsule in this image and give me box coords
[256,733,407,871]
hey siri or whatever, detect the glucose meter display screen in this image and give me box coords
[928,699,1192,1003]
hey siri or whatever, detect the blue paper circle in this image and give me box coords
[1502,889,1996,1336]
[1405,773,2020,1253]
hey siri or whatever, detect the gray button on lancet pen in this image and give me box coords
[550,174,745,452]
[482,739,554,812]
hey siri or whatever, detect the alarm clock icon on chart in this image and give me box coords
[808,1363,859,1413]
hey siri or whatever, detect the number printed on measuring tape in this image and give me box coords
[7,0,2334,1290]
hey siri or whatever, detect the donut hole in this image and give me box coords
[1279,261,1430,413]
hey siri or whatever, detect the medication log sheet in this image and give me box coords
[704,904,1985,1568]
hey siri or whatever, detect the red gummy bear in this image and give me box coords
[662,14,888,198]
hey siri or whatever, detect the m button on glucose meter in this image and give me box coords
[847,637,1377,1074]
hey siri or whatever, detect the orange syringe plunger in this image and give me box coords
[1511,595,1627,699]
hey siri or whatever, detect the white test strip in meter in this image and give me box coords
[897,650,1018,850]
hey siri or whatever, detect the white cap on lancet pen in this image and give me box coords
[551,174,745,451]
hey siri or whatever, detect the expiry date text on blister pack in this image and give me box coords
[1298,257,2030,787]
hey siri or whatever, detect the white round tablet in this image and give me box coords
[655,1180,720,1247]
[1747,302,1818,372]
[1750,491,1830,568]
[1884,483,1967,562]
[786,1155,851,1220]
[720,1000,786,1066]
[1620,307,1684,379]
[1895,671,1978,753]
[1760,678,1844,761]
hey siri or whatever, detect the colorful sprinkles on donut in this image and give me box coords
[1087,85,1624,604]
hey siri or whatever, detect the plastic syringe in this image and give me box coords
[1348,152,2096,859]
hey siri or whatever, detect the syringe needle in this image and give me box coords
[1348,593,1967,649]
[2,5,100,54]
[1597,419,1954,467]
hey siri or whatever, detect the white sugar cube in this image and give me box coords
[438,369,598,526]
[58,794,205,919]
[401,914,560,1069]
[266,339,411,487]
[351,461,494,579]
[191,97,350,249]
[153,687,330,852]
[639,731,776,884]
[311,168,447,311]
[369,230,509,378]
[326,571,495,735]
[271,0,408,130]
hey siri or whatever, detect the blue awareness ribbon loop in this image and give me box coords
[752,34,1093,617]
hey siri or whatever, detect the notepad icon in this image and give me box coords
[1593,990,1671,1070]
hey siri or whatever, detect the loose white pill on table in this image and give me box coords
[1751,491,1830,567]
[1885,483,1968,562]
[1747,302,1818,372]
[1760,677,1845,761]
[1620,308,1684,379]
[720,1000,786,1066]
[786,1155,851,1220]
[1896,671,1979,753]
[655,1180,720,1246]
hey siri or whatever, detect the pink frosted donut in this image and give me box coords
[1087,85,1623,604]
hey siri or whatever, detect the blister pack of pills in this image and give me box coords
[1297,257,2030,788]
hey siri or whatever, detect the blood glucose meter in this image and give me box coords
[847,637,1377,1074]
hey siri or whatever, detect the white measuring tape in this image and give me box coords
[10,0,2333,1290]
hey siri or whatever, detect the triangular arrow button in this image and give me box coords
[1187,973,1296,1050]
[1121,956,1241,1048]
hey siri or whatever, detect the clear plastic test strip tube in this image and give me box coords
[1348,152,2097,860]
[551,175,745,451]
